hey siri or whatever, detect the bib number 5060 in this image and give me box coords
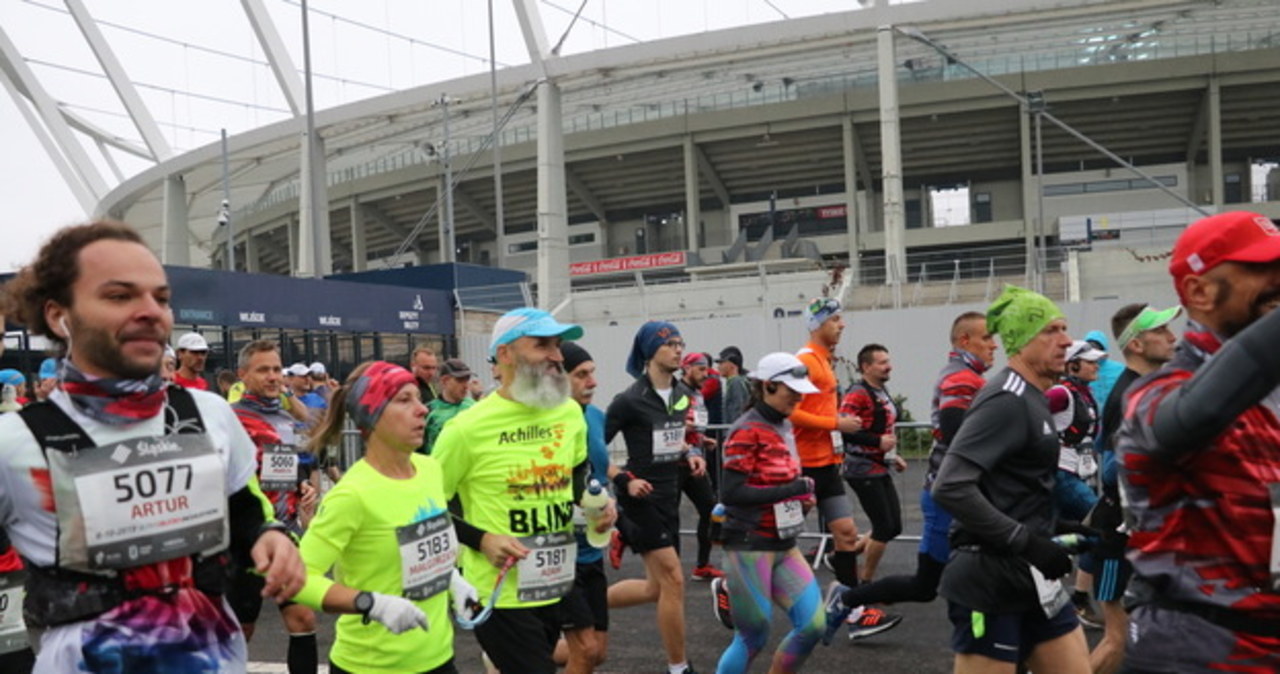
[113,464,193,503]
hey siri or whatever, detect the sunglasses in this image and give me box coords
[767,365,809,381]
[808,298,839,314]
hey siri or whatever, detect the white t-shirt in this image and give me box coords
[0,388,257,672]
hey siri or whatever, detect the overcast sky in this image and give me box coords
[0,0,866,272]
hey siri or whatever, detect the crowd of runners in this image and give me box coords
[0,211,1275,673]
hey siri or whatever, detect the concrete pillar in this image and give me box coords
[877,26,906,303]
[535,81,570,311]
[841,115,860,282]
[161,175,189,265]
[297,134,332,277]
[287,218,298,274]
[1019,105,1036,284]
[349,200,367,272]
[683,135,700,252]
[243,230,260,273]
[1208,76,1223,208]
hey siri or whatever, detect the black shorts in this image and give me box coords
[802,464,853,522]
[226,571,295,624]
[474,603,562,674]
[947,600,1079,663]
[619,484,680,554]
[846,474,903,543]
[560,560,609,632]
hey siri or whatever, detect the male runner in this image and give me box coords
[228,340,318,674]
[606,320,702,674]
[411,344,440,404]
[1116,211,1280,673]
[680,352,722,581]
[1085,302,1178,673]
[422,358,475,453]
[790,299,901,640]
[840,344,906,584]
[432,308,600,674]
[0,221,303,671]
[932,285,1090,673]
[824,312,995,643]
[174,331,211,390]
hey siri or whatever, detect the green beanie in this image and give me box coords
[986,285,1064,355]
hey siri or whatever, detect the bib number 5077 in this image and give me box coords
[113,464,193,502]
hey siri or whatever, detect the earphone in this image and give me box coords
[59,316,69,338]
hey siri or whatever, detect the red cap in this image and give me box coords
[1170,211,1280,294]
[681,352,709,369]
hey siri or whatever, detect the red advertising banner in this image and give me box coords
[569,251,687,276]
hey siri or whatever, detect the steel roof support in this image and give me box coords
[0,64,97,213]
[240,0,304,116]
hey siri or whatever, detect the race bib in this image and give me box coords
[397,512,457,600]
[47,434,227,571]
[516,531,576,602]
[831,430,844,456]
[1057,446,1080,474]
[652,422,685,463]
[1029,566,1071,619]
[0,571,27,655]
[693,409,709,432]
[1077,450,1098,479]
[773,499,804,539]
[259,443,300,492]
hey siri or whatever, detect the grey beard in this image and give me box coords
[510,360,569,409]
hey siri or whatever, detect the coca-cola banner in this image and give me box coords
[569,251,687,277]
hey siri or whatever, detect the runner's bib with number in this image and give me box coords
[773,499,804,539]
[46,433,227,571]
[259,443,300,492]
[0,570,27,655]
[516,531,576,602]
[652,421,685,463]
[397,511,457,600]
[831,430,844,456]
[693,409,709,432]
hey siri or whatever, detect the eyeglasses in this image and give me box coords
[663,339,685,349]
[767,365,809,381]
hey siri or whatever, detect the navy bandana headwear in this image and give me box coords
[626,321,680,378]
[345,361,417,434]
[60,359,167,425]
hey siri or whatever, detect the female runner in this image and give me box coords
[716,353,824,674]
[293,361,476,673]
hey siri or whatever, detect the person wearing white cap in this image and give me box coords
[174,331,211,390]
[431,307,605,674]
[714,352,823,674]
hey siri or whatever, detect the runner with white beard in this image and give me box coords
[433,308,608,674]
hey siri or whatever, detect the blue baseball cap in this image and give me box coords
[0,369,25,387]
[38,358,58,380]
[489,308,584,358]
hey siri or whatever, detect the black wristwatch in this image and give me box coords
[354,591,374,624]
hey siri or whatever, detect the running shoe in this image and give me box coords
[711,577,734,630]
[690,564,725,581]
[847,607,903,641]
[822,581,853,645]
[608,529,625,570]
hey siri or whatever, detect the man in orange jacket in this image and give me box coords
[793,298,902,640]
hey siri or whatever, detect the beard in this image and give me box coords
[72,317,164,380]
[1215,279,1280,338]
[509,357,570,409]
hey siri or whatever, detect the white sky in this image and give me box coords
[0,0,865,272]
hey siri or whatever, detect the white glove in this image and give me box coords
[450,568,480,620]
[367,592,428,634]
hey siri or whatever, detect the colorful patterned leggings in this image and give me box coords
[716,547,824,674]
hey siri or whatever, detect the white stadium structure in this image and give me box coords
[5,0,1280,406]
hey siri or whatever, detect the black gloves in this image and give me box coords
[1021,535,1072,578]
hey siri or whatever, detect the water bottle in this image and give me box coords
[711,503,726,524]
[581,480,613,549]
[1051,533,1095,554]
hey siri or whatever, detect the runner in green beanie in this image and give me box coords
[986,285,1065,355]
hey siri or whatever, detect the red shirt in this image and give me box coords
[173,373,209,390]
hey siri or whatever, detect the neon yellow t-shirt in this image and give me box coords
[432,393,587,609]
[294,453,453,673]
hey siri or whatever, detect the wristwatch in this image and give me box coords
[354,591,374,623]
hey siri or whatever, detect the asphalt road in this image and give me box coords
[248,460,1098,673]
